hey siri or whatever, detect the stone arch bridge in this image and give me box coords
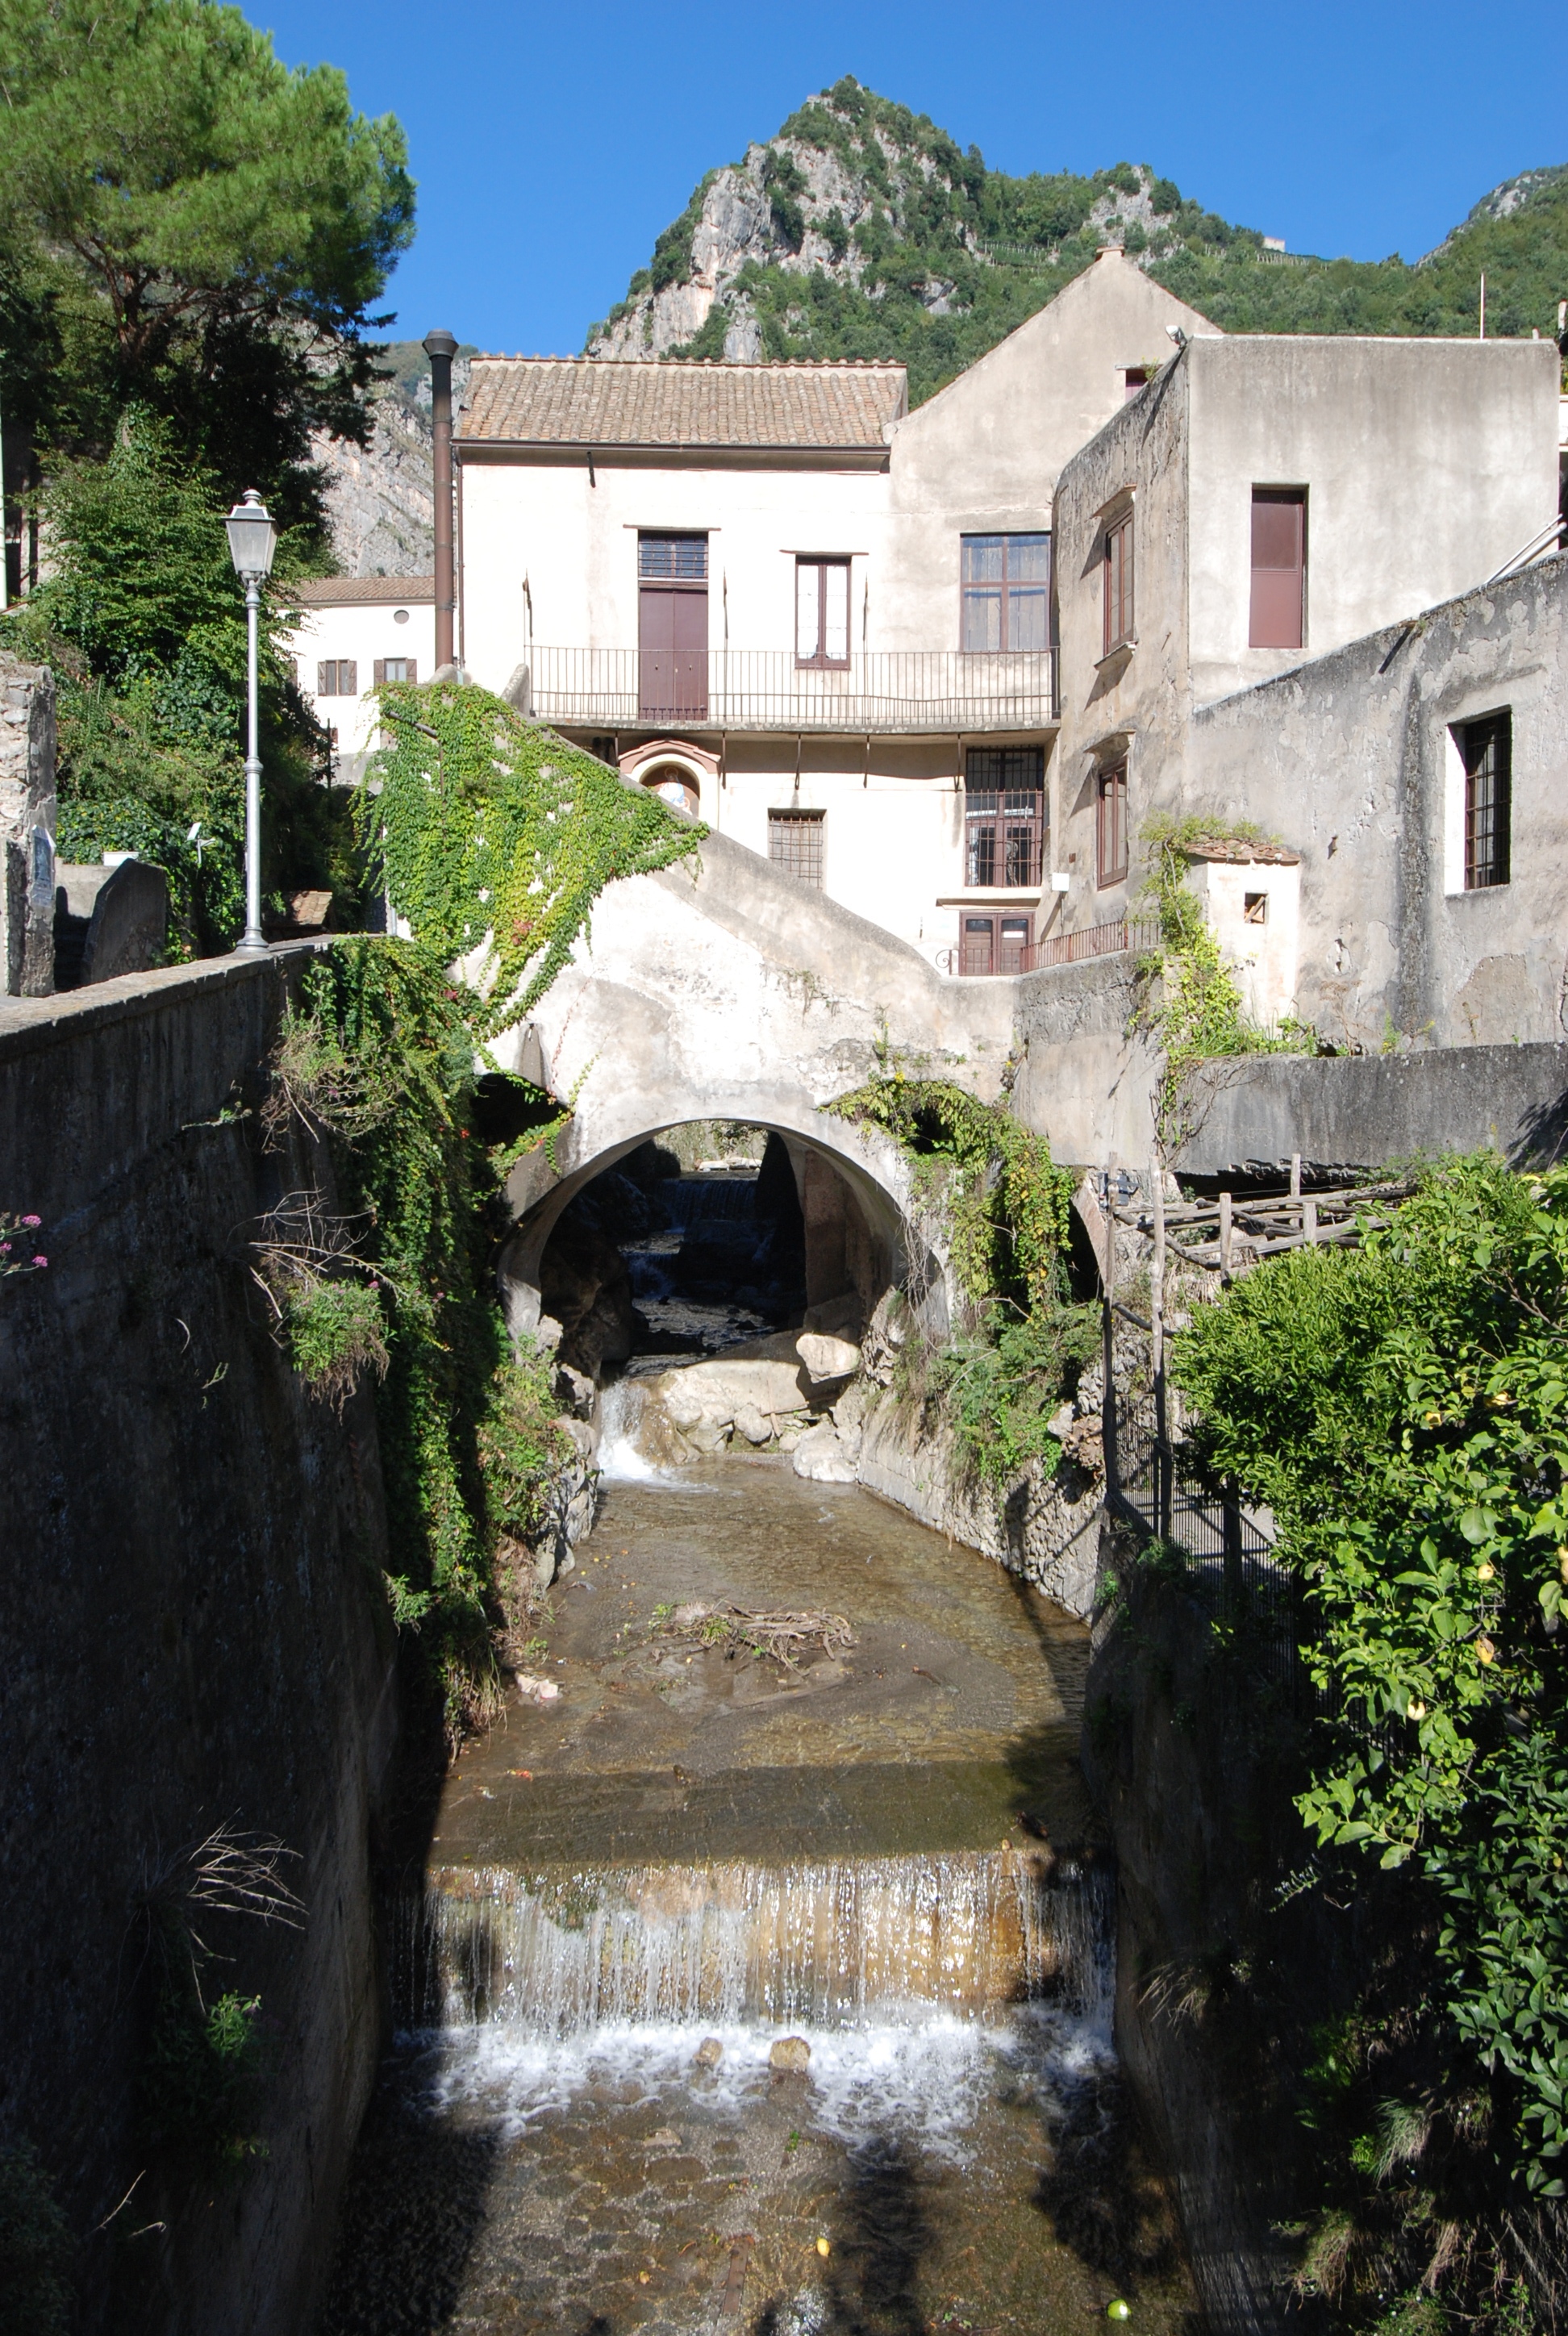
[490,827,1016,1340]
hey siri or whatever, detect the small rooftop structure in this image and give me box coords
[458,357,908,452]
[290,575,435,605]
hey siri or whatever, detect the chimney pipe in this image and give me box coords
[423,328,459,671]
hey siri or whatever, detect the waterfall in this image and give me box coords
[397,1850,1112,2039]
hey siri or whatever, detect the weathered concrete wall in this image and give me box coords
[0,649,56,995]
[1009,949,1161,1167]
[1191,554,1568,1053]
[1178,1038,1568,1177]
[0,949,398,2334]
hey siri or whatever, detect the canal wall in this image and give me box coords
[0,950,400,2334]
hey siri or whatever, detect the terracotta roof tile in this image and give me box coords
[459,358,907,449]
[290,575,434,605]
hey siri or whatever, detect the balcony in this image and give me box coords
[512,647,1057,736]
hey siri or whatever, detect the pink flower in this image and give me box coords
[31,1255,47,1268]
[0,1243,10,1255]
[21,1215,40,1228]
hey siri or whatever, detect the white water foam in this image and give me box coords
[594,1379,675,1483]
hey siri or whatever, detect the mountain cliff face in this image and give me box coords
[310,344,472,578]
[310,90,1567,574]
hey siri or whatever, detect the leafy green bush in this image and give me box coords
[1174,1156,1568,2201]
[931,1304,1099,1485]
[480,1342,570,1546]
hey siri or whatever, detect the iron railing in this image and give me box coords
[938,915,1161,977]
[514,646,1057,736]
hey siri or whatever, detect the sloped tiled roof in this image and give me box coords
[459,358,907,449]
[291,575,434,605]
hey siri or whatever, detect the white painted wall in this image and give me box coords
[285,597,437,757]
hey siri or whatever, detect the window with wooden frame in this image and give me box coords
[1249,488,1306,650]
[1458,711,1512,890]
[373,657,415,686]
[960,533,1050,653]
[1103,510,1134,655]
[795,558,851,667]
[958,913,1033,977]
[964,745,1045,888]
[768,808,825,888]
[316,658,357,696]
[1096,759,1128,887]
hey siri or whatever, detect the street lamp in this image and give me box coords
[225,489,277,951]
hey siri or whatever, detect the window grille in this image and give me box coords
[768,809,825,888]
[639,534,708,582]
[1097,760,1128,886]
[964,745,1045,888]
[961,533,1050,653]
[1103,511,1134,655]
[1460,712,1512,890]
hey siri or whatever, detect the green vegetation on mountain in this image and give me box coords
[590,78,1568,405]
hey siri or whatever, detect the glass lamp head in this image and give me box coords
[226,490,277,581]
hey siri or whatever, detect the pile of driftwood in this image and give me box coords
[650,1601,857,1673]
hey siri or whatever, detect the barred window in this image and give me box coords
[768,809,825,888]
[639,534,708,582]
[965,745,1045,889]
[1459,712,1512,890]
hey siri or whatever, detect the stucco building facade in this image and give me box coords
[452,248,1215,972]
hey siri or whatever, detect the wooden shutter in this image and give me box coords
[342,660,357,695]
[1249,490,1305,649]
[1097,761,1128,886]
[317,661,332,696]
[1103,514,1133,654]
[373,659,386,686]
[404,660,415,685]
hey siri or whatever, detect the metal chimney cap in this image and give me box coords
[423,328,459,361]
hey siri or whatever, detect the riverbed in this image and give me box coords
[318,1459,1193,2334]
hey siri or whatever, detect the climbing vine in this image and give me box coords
[268,937,569,1738]
[826,1078,1094,1486]
[358,680,705,1039]
[825,1076,1075,1316]
[1132,815,1313,1156]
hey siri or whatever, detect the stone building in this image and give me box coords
[452,248,1215,970]
[1049,332,1562,1049]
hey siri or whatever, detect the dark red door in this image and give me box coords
[639,586,708,720]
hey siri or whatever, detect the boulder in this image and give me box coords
[796,1333,860,1387]
[644,1355,811,1430]
[692,2037,724,2070]
[791,1422,857,1484]
[732,1401,773,1446]
[769,2035,812,2072]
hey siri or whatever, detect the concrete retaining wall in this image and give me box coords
[0,949,398,2334]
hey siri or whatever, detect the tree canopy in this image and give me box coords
[0,0,415,525]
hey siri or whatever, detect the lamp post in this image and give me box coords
[225,490,277,951]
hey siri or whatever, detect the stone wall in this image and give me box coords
[0,649,56,995]
[0,949,398,2334]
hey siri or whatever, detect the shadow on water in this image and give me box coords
[316,2074,502,2336]
[1031,2073,1183,2299]
[752,2138,933,2336]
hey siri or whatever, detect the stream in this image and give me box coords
[319,1450,1195,2334]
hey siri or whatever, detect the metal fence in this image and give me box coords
[513,646,1057,736]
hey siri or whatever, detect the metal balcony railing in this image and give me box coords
[936,916,1161,978]
[515,646,1057,736]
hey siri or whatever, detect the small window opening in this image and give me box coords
[1458,711,1512,890]
[768,808,825,888]
[1096,760,1128,887]
[1103,511,1134,655]
[1243,891,1268,924]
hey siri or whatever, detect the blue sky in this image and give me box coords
[261,0,1568,357]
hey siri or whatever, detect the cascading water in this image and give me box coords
[320,1448,1191,2336]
